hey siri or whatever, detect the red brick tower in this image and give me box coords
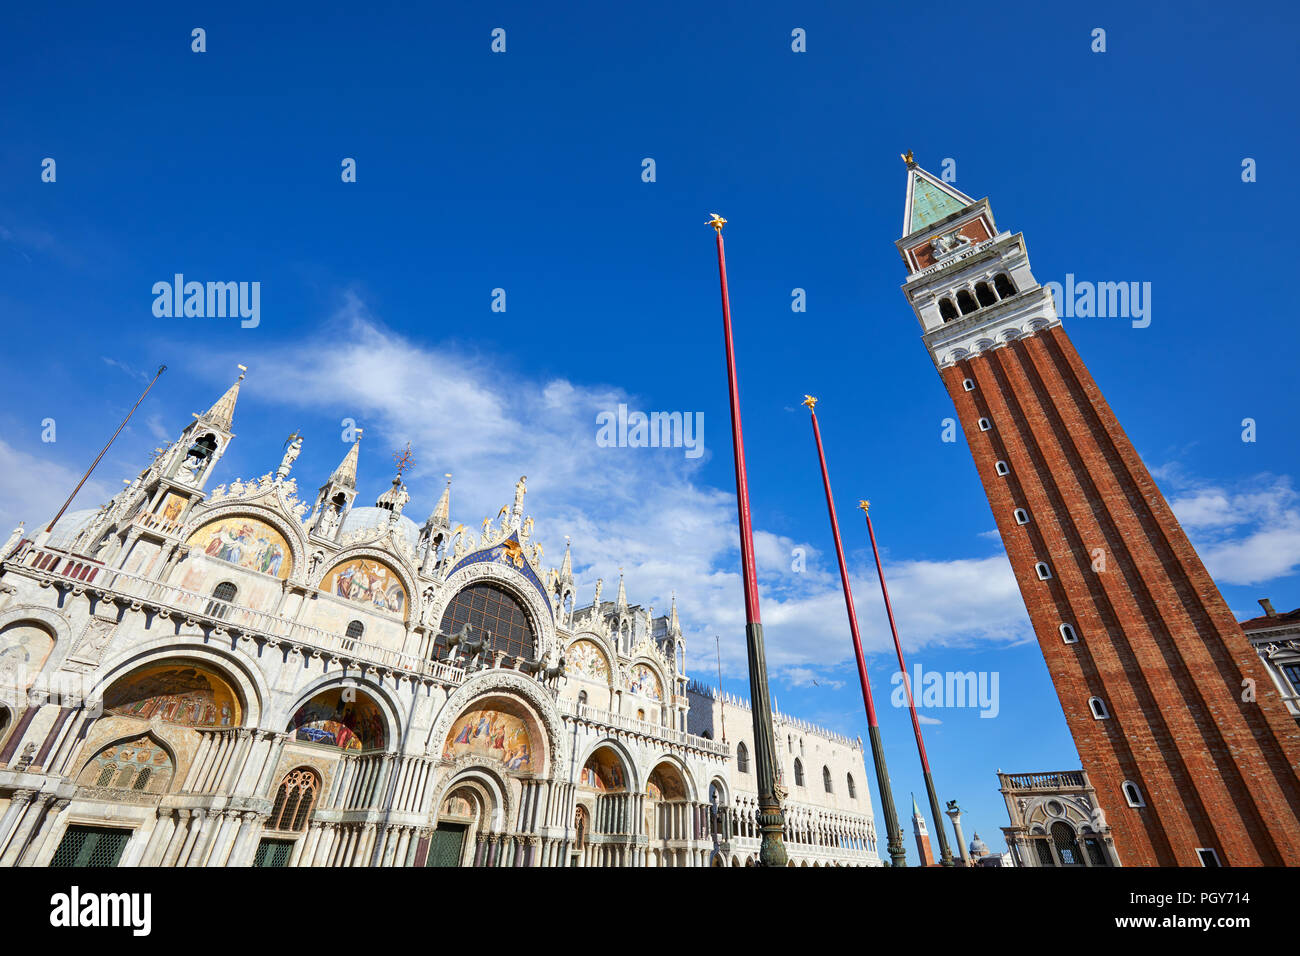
[894,155,1300,866]
[912,793,937,866]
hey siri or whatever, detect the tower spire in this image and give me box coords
[615,569,627,610]
[900,155,975,238]
[200,365,247,431]
[431,476,451,526]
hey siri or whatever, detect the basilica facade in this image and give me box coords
[0,371,878,868]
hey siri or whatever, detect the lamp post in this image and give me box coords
[708,213,787,867]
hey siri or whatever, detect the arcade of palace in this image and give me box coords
[0,372,879,867]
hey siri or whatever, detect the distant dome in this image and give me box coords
[44,508,101,551]
[969,833,990,857]
[340,507,420,552]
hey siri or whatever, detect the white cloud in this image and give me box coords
[1167,475,1300,586]
[0,437,112,535]
[195,295,1037,683]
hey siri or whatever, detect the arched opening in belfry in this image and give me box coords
[938,298,958,322]
[975,281,997,307]
[956,289,978,315]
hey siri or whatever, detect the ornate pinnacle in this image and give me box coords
[857,500,870,515]
[901,150,917,168]
[802,395,818,410]
[706,213,727,232]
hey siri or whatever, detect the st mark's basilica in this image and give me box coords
[0,372,878,868]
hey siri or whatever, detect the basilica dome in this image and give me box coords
[340,506,421,552]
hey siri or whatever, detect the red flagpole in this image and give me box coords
[862,501,955,865]
[708,214,787,867]
[803,396,906,865]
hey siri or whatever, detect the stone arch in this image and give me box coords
[647,753,698,802]
[427,561,558,664]
[427,764,512,835]
[565,634,613,686]
[439,692,548,777]
[576,737,640,794]
[75,728,179,794]
[0,615,59,691]
[428,670,566,777]
[281,672,401,752]
[180,504,306,582]
[624,655,667,704]
[90,638,266,727]
[316,549,417,622]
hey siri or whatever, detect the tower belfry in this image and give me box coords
[895,156,1300,867]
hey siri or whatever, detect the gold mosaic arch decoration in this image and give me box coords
[442,703,535,773]
[427,671,567,778]
[566,638,611,683]
[103,660,242,728]
[320,555,410,618]
[186,514,293,580]
[625,660,664,702]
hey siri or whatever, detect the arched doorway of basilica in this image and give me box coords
[576,745,632,866]
[645,761,690,866]
[428,785,484,867]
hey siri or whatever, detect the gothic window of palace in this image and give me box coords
[268,767,321,832]
[846,773,856,799]
[822,766,832,794]
[437,582,536,662]
[794,758,805,788]
[736,742,749,773]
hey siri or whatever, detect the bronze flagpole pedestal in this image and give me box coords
[708,213,787,867]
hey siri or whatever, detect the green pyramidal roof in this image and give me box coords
[902,164,976,236]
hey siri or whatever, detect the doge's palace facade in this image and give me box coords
[0,372,878,868]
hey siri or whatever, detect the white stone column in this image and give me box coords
[20,797,70,866]
[0,789,35,859]
[0,793,50,866]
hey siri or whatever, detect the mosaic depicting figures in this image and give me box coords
[567,639,610,682]
[0,623,55,690]
[187,517,292,580]
[79,735,173,793]
[442,707,533,772]
[579,749,626,792]
[626,662,662,701]
[103,662,241,728]
[322,558,408,615]
[289,689,386,751]
[646,765,686,800]
[160,492,187,524]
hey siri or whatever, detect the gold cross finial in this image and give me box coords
[802,395,818,410]
[393,442,415,476]
[857,500,870,514]
[706,213,727,232]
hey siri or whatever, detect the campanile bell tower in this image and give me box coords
[895,154,1300,866]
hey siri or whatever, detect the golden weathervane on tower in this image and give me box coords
[857,500,870,515]
[802,395,818,410]
[901,150,916,167]
[707,213,727,232]
[393,442,415,476]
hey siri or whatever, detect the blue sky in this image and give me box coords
[2,0,1298,860]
